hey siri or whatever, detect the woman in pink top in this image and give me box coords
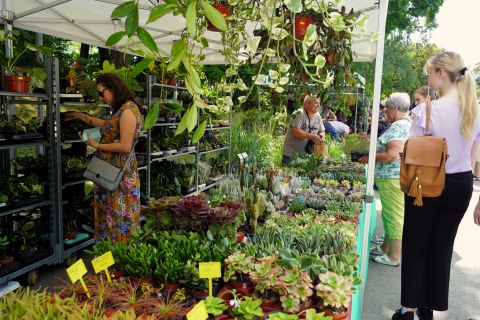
[392,52,480,320]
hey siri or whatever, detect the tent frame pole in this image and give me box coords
[358,1,389,318]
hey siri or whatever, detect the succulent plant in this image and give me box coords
[223,251,254,282]
[289,196,307,213]
[315,271,354,310]
[171,196,210,230]
[211,200,245,224]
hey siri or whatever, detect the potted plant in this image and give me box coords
[124,242,156,283]
[205,296,228,317]
[0,30,53,93]
[315,272,353,319]
[17,221,38,263]
[0,235,14,267]
[223,251,255,295]
[294,16,315,40]
[230,296,264,320]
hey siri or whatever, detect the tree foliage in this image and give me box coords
[353,36,442,98]
[386,0,446,34]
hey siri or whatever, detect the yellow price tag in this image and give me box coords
[91,251,115,284]
[199,262,221,279]
[66,259,90,298]
[199,262,221,297]
[186,300,208,320]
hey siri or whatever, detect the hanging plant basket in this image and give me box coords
[207,3,229,32]
[294,16,315,40]
[4,75,30,93]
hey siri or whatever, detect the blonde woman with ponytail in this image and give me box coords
[392,52,480,320]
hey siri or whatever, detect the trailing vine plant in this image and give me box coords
[106,0,374,140]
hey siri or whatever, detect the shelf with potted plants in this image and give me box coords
[0,55,57,286]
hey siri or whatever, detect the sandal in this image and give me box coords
[371,234,384,245]
[373,253,400,267]
[370,245,386,256]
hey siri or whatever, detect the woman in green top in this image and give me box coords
[360,93,412,267]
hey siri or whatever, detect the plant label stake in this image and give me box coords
[66,258,91,298]
[199,261,221,297]
[186,300,208,320]
[91,251,115,284]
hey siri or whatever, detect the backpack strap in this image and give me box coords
[424,96,432,136]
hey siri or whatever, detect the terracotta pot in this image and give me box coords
[4,75,30,93]
[110,269,125,279]
[207,3,229,32]
[164,283,181,291]
[134,277,153,286]
[294,16,315,40]
[64,231,77,240]
[261,298,282,313]
[0,256,15,266]
[230,281,253,296]
[325,51,336,65]
[215,313,234,320]
[324,312,348,320]
[192,289,209,301]
[236,231,245,243]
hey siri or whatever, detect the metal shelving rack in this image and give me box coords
[144,75,232,198]
[52,57,96,263]
[0,57,57,285]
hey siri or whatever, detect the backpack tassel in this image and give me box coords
[408,169,424,206]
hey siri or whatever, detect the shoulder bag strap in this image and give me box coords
[424,89,432,136]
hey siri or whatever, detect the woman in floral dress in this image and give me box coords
[65,74,142,242]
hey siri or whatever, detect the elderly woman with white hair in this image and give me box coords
[360,92,412,267]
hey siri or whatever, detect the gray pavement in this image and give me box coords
[363,187,480,320]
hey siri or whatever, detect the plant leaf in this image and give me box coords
[144,102,159,130]
[186,104,198,132]
[132,58,153,76]
[167,39,185,71]
[201,0,227,32]
[137,27,158,53]
[125,6,139,36]
[284,0,302,13]
[106,31,127,46]
[175,110,188,135]
[247,36,261,54]
[186,1,197,36]
[146,4,174,24]
[111,1,135,18]
[303,24,317,47]
[314,54,326,68]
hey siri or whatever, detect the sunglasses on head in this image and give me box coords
[97,88,107,97]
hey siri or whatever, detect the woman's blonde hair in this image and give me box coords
[424,51,478,140]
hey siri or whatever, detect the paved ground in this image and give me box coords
[363,186,480,320]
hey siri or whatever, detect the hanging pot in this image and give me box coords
[207,3,229,32]
[325,51,336,65]
[4,75,30,93]
[294,16,315,40]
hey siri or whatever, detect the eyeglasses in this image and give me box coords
[97,88,107,97]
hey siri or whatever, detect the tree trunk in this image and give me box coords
[80,43,90,59]
[98,47,110,68]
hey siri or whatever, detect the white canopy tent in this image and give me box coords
[0,0,388,317]
[0,0,379,63]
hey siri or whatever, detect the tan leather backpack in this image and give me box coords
[400,97,448,206]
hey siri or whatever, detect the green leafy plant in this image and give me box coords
[267,313,299,320]
[205,296,227,316]
[289,196,307,213]
[0,30,53,78]
[230,296,264,320]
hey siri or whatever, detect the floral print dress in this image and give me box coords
[94,101,142,243]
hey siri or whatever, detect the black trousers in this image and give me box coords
[401,171,473,311]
